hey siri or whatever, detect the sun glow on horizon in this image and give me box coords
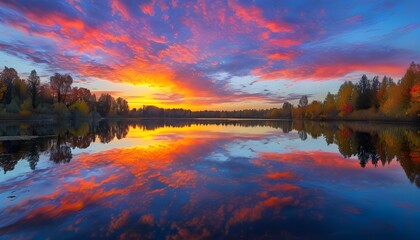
[0,0,419,109]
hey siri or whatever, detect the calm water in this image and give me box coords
[0,120,419,240]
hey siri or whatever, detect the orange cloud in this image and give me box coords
[158,44,202,64]
[267,51,296,61]
[226,196,294,229]
[266,171,295,180]
[139,0,156,16]
[253,63,407,81]
[257,151,361,169]
[267,38,302,48]
[228,0,292,33]
[111,0,132,20]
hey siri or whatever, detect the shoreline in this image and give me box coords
[0,116,418,124]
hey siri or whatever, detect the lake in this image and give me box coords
[0,120,419,239]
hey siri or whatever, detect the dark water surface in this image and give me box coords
[0,120,419,239]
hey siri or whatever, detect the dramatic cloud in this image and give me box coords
[0,0,418,109]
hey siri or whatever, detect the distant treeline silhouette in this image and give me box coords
[1,62,419,120]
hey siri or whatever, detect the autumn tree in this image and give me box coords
[50,73,73,103]
[27,70,41,108]
[67,87,92,105]
[336,81,357,116]
[38,83,54,104]
[377,76,393,106]
[305,101,322,119]
[381,84,405,117]
[322,92,336,118]
[407,83,420,117]
[0,84,5,102]
[399,62,420,108]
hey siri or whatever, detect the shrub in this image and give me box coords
[35,103,55,114]
[6,99,20,113]
[406,102,420,117]
[53,102,71,119]
[19,109,32,117]
[20,98,33,111]
[69,100,90,117]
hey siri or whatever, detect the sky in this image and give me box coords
[0,0,419,110]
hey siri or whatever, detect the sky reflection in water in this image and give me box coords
[0,121,419,239]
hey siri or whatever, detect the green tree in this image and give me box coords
[371,76,380,108]
[0,67,18,104]
[27,70,41,108]
[356,74,372,109]
[12,77,28,104]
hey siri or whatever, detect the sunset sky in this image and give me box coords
[0,0,419,110]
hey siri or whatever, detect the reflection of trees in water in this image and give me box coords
[298,121,420,187]
[97,121,129,143]
[0,139,48,173]
[0,120,419,187]
[0,121,129,172]
[354,132,380,167]
[26,141,39,170]
[298,130,307,141]
[132,119,294,131]
[50,145,72,163]
[50,135,72,164]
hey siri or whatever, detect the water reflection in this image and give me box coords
[1,120,418,186]
[0,120,419,239]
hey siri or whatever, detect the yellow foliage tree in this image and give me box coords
[305,101,322,119]
[322,92,336,118]
[69,100,90,116]
[336,81,357,117]
[0,83,6,102]
[380,85,405,117]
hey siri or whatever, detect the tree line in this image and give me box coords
[1,62,419,120]
[129,62,419,120]
[293,62,419,120]
[0,68,129,119]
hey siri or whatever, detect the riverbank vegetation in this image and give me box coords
[1,62,419,121]
[0,68,129,120]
